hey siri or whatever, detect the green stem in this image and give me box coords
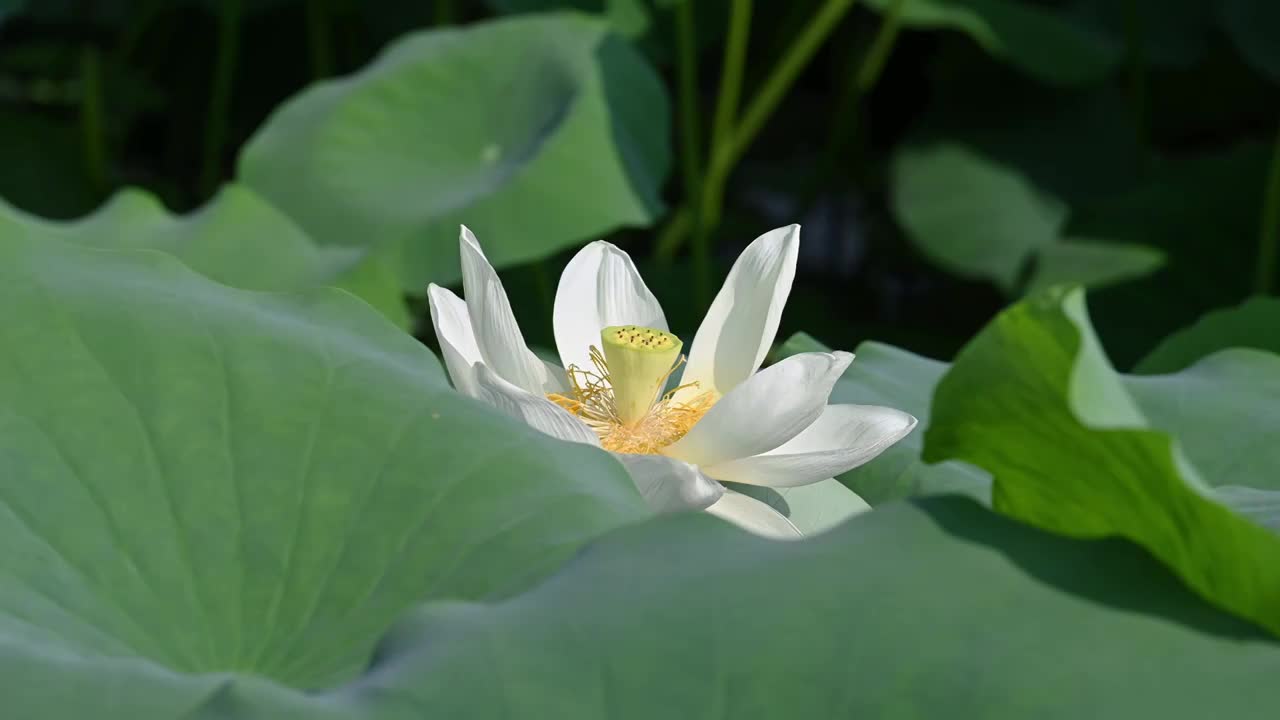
[1256,125,1280,295]
[674,0,703,218]
[79,45,108,193]
[729,0,857,170]
[798,0,905,212]
[654,207,692,260]
[854,0,905,93]
[709,0,752,174]
[200,0,241,196]
[693,0,753,304]
[306,0,334,80]
[657,0,858,262]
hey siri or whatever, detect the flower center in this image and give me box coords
[548,325,715,454]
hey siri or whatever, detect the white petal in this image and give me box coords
[473,364,599,446]
[704,404,918,487]
[664,351,854,467]
[705,489,802,539]
[459,226,562,395]
[680,225,800,396]
[553,241,668,372]
[426,284,482,398]
[613,454,723,512]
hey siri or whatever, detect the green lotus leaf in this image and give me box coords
[346,500,1280,718]
[0,184,410,326]
[863,0,1122,85]
[1137,297,1280,374]
[925,286,1280,637]
[0,231,646,695]
[239,13,669,292]
[892,141,1161,294]
[5,235,1280,715]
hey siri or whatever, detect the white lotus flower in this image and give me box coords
[428,224,917,538]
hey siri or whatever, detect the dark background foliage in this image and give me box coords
[1,0,1275,366]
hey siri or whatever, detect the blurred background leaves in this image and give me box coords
[0,0,1275,360]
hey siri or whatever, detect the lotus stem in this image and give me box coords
[200,0,242,196]
[693,0,754,306]
[658,0,858,265]
[79,45,107,193]
[675,0,704,209]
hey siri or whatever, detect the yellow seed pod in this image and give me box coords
[600,325,682,424]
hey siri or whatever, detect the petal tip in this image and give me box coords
[459,225,482,251]
[426,283,460,308]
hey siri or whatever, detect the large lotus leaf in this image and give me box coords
[243,499,1280,718]
[779,332,990,506]
[782,318,1280,510]
[4,236,1280,714]
[0,184,411,328]
[864,0,1121,86]
[891,141,1160,294]
[1024,239,1164,295]
[0,185,357,291]
[0,232,647,695]
[925,286,1280,637]
[239,13,669,291]
[1137,297,1280,374]
[1126,349,1280,493]
[11,497,1280,717]
[892,142,1064,291]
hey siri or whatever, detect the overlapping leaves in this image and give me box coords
[778,332,990,506]
[4,223,1280,718]
[925,286,1280,636]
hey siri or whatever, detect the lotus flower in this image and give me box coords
[428,224,917,538]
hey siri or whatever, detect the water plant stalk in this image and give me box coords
[200,0,242,195]
[658,0,859,264]
[797,0,906,213]
[693,0,753,305]
[675,0,704,204]
[79,45,107,193]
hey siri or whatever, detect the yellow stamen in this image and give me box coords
[548,335,715,455]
